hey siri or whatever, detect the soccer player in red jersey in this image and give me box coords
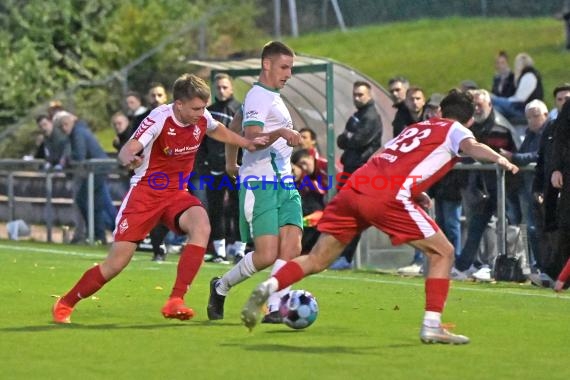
[242,90,519,344]
[52,73,267,324]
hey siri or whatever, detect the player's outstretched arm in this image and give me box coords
[243,126,301,148]
[459,137,519,174]
[118,139,144,170]
[208,122,268,152]
[225,109,243,176]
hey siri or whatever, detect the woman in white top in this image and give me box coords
[491,52,544,122]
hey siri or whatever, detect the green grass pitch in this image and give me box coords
[0,240,568,380]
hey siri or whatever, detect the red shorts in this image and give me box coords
[113,186,203,242]
[317,187,438,246]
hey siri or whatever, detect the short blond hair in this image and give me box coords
[172,73,210,102]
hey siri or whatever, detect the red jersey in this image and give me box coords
[131,104,218,190]
[354,117,473,198]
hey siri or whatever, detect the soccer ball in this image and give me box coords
[279,290,319,329]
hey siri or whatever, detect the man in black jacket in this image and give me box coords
[337,81,383,174]
[549,100,570,282]
[203,73,245,263]
[331,81,383,269]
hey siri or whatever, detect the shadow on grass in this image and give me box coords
[222,342,384,355]
[0,323,193,333]
[1,318,251,333]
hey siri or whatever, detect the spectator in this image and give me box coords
[550,100,570,288]
[393,85,424,137]
[47,100,65,120]
[52,111,117,244]
[35,114,70,170]
[459,80,478,92]
[32,133,46,160]
[491,52,544,122]
[331,80,383,270]
[547,83,570,121]
[500,99,548,275]
[388,76,409,106]
[453,89,521,280]
[111,111,131,152]
[299,127,320,159]
[388,76,410,137]
[124,91,147,141]
[491,50,516,98]
[291,148,328,254]
[203,73,245,264]
[530,86,570,286]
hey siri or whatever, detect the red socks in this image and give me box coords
[169,244,206,299]
[425,278,450,313]
[557,258,570,284]
[61,265,107,307]
[274,261,305,291]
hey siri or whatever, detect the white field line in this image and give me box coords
[2,244,569,300]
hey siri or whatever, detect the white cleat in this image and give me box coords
[241,282,272,331]
[420,325,470,345]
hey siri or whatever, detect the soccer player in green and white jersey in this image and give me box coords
[207,41,303,323]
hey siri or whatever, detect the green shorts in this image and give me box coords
[239,181,303,242]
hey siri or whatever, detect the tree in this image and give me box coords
[0,0,267,157]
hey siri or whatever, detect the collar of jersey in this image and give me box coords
[254,82,280,93]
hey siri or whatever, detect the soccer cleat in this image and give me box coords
[161,297,195,320]
[241,282,272,331]
[261,310,282,324]
[397,263,423,276]
[207,277,225,320]
[52,298,73,324]
[420,325,470,345]
[211,256,230,264]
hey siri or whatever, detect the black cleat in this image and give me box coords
[261,310,282,324]
[207,277,225,320]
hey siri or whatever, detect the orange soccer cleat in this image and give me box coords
[161,297,195,320]
[52,298,74,324]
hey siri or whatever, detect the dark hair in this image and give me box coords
[172,74,210,102]
[148,82,166,92]
[35,114,49,124]
[299,127,316,141]
[291,148,312,165]
[406,86,424,97]
[553,83,570,97]
[497,50,509,60]
[353,80,371,90]
[126,91,143,102]
[261,41,294,62]
[388,76,409,87]
[440,89,475,124]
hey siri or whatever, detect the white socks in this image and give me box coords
[233,241,247,257]
[213,239,226,258]
[423,311,442,328]
[217,251,257,296]
[267,259,289,313]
